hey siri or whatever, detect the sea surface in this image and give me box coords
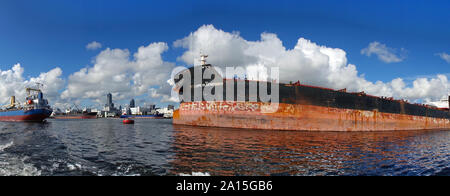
[0,118,449,176]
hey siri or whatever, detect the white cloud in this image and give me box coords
[62,42,175,105]
[26,67,65,102]
[389,75,449,100]
[426,99,449,108]
[0,64,64,106]
[174,25,449,103]
[149,83,179,103]
[437,52,450,63]
[86,41,102,50]
[3,25,448,108]
[361,41,406,63]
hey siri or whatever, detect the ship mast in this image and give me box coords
[26,82,43,96]
[200,54,208,66]
[439,96,450,111]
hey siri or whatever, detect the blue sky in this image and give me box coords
[0,0,449,107]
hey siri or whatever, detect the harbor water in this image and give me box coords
[0,118,449,176]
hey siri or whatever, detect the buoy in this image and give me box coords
[123,119,134,124]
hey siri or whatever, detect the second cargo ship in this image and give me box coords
[51,106,98,119]
[173,55,450,131]
[51,111,98,119]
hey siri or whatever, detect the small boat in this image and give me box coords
[123,119,135,124]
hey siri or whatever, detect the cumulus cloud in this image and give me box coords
[437,52,450,63]
[0,64,64,106]
[62,42,175,105]
[361,41,406,63]
[3,25,448,109]
[86,41,102,50]
[427,99,449,108]
[174,25,449,103]
[149,83,179,103]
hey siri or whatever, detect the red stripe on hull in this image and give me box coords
[0,114,50,122]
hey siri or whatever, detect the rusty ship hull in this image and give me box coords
[173,101,450,131]
[173,59,450,131]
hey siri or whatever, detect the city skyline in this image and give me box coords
[54,92,161,111]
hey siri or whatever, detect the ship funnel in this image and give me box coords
[10,96,15,106]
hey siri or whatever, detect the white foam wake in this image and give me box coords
[0,155,41,176]
[0,141,14,152]
[0,141,41,176]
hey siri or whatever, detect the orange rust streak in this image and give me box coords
[173,102,450,131]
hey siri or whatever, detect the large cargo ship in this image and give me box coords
[120,114,164,119]
[173,55,450,131]
[52,111,98,119]
[0,86,52,122]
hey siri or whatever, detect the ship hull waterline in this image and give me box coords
[0,109,52,122]
[173,102,450,131]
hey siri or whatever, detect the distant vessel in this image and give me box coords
[51,105,98,119]
[52,111,98,119]
[173,55,450,131]
[0,85,52,122]
[120,114,164,119]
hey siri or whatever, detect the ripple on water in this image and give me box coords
[1,119,449,176]
[0,139,40,176]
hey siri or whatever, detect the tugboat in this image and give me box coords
[0,84,52,122]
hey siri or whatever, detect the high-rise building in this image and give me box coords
[168,105,175,110]
[130,99,135,108]
[104,93,115,112]
[106,93,114,108]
